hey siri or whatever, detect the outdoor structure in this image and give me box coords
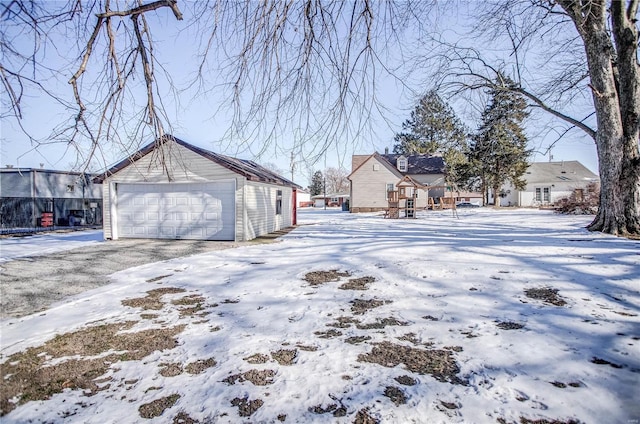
[349,152,446,213]
[296,189,313,207]
[0,168,102,229]
[311,193,349,208]
[499,161,599,207]
[95,135,301,241]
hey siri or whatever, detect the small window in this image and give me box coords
[386,183,394,192]
[276,190,283,215]
[373,164,380,171]
[543,187,550,202]
[535,188,542,202]
[397,157,407,172]
[66,184,75,193]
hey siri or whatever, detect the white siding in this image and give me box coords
[103,142,246,240]
[350,157,398,210]
[244,182,293,240]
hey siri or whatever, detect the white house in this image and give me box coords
[95,135,301,241]
[499,161,599,207]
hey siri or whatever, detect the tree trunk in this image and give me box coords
[561,0,640,237]
[493,185,501,208]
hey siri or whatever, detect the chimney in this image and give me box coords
[384,147,389,155]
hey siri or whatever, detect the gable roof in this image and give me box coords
[349,152,445,179]
[524,161,598,184]
[94,135,301,188]
[380,153,445,175]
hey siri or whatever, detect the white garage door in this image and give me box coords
[116,181,235,240]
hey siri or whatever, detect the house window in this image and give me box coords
[331,197,339,203]
[66,184,75,193]
[373,164,380,171]
[276,190,282,215]
[536,187,551,203]
[386,183,394,193]
[397,157,407,172]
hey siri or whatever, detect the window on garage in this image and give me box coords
[276,190,282,215]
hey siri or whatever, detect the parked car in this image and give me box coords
[456,201,480,208]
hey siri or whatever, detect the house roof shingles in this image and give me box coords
[524,161,598,184]
[379,153,445,175]
[94,135,301,188]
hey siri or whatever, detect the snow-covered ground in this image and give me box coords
[0,230,103,262]
[1,208,639,423]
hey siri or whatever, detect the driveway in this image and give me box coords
[0,234,260,319]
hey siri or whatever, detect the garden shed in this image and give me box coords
[95,135,300,241]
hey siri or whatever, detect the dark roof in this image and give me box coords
[94,135,301,188]
[379,153,445,175]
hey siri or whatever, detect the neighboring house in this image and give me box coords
[349,152,446,212]
[296,189,313,207]
[499,161,599,207]
[94,135,301,241]
[311,193,349,208]
[0,168,102,228]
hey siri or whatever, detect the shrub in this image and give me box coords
[555,182,599,215]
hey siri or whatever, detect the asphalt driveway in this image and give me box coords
[0,235,255,319]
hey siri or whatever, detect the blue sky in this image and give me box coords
[0,2,600,186]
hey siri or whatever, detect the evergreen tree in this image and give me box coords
[393,90,467,156]
[393,90,469,187]
[469,78,531,207]
[309,170,324,196]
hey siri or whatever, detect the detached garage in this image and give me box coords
[95,135,300,241]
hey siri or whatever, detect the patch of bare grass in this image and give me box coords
[394,375,417,386]
[223,369,276,386]
[138,394,180,419]
[356,317,408,330]
[327,316,361,328]
[314,329,342,339]
[185,358,216,374]
[146,274,173,283]
[230,396,264,417]
[345,336,371,345]
[271,349,298,366]
[0,322,185,416]
[384,386,407,406]
[243,353,270,364]
[173,411,199,423]
[524,287,567,307]
[303,270,351,286]
[171,294,208,317]
[354,408,379,424]
[122,287,186,310]
[159,362,183,377]
[350,298,391,315]
[497,321,525,330]
[357,341,464,385]
[339,276,375,290]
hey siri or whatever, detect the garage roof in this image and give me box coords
[94,134,301,188]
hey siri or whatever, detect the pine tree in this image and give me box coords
[469,78,531,207]
[393,90,468,156]
[309,170,324,196]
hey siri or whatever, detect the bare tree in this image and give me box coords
[424,0,639,236]
[324,167,349,194]
[2,1,638,236]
